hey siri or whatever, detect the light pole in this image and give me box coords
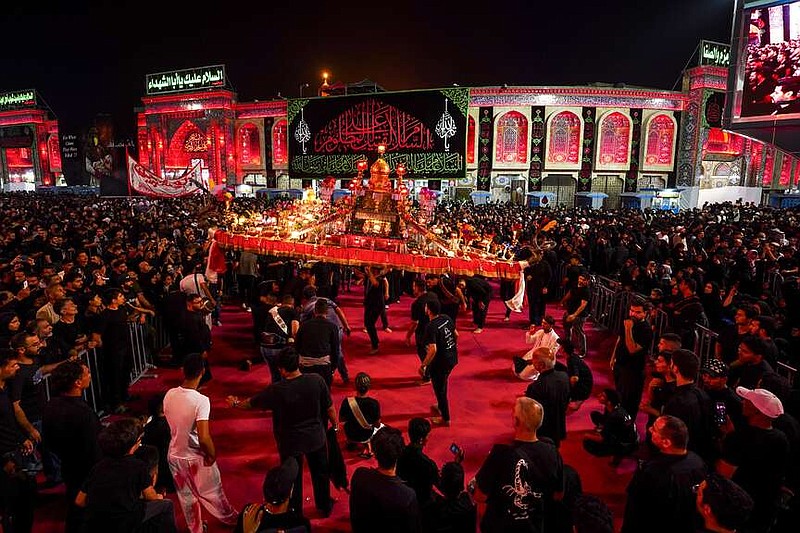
[299,83,310,97]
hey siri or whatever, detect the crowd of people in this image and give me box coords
[1,191,800,532]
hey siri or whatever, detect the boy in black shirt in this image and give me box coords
[420,299,458,426]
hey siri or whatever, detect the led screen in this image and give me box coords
[737,0,800,120]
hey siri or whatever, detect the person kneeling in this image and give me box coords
[234,457,311,533]
[339,372,382,459]
[583,388,638,465]
[75,418,177,533]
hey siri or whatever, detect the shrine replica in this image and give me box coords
[213,146,536,279]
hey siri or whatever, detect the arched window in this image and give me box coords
[643,113,676,167]
[714,162,732,176]
[273,119,288,165]
[237,123,261,165]
[779,154,793,186]
[597,112,631,167]
[166,120,207,169]
[546,111,581,165]
[495,111,528,164]
[467,116,476,165]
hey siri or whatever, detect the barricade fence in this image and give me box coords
[43,316,164,416]
[585,269,718,363]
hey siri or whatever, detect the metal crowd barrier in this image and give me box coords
[693,323,719,368]
[765,270,784,302]
[649,307,670,353]
[777,361,797,386]
[589,278,617,331]
[43,315,166,416]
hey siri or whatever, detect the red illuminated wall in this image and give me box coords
[547,111,581,164]
[495,111,528,164]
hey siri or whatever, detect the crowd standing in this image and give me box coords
[1,192,800,532]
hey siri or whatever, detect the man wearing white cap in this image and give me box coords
[717,386,789,532]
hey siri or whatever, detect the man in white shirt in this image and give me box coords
[514,315,560,380]
[163,354,237,533]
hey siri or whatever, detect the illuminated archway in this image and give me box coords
[546,111,582,166]
[237,123,261,165]
[596,111,631,169]
[643,113,676,168]
[166,120,207,169]
[494,111,528,164]
[467,115,476,165]
[273,119,288,165]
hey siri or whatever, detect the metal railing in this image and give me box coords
[777,361,797,386]
[43,317,165,416]
[693,323,719,368]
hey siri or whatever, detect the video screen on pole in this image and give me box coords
[287,88,468,179]
[735,0,800,121]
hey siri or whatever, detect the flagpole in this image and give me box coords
[125,146,132,196]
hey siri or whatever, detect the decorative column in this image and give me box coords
[476,107,493,191]
[527,106,545,191]
[625,109,642,192]
[578,107,596,192]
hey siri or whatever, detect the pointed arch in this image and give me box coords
[237,122,261,166]
[166,120,207,169]
[273,119,288,165]
[545,111,582,169]
[595,111,632,170]
[467,115,476,165]
[642,113,677,169]
[494,110,528,164]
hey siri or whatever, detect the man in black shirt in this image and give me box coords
[363,266,386,355]
[396,417,440,513]
[718,386,790,532]
[254,292,298,384]
[524,253,552,328]
[525,347,571,447]
[228,347,338,517]
[695,473,754,533]
[474,397,564,533]
[561,271,590,357]
[91,288,132,413]
[663,349,715,463]
[339,372,381,455]
[420,298,458,426]
[350,425,421,533]
[621,415,707,533]
[464,274,492,333]
[295,298,340,387]
[406,279,437,383]
[42,361,101,533]
[611,299,653,420]
[235,457,311,533]
[0,351,36,533]
[727,335,774,390]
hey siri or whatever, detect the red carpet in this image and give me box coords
[34,287,635,532]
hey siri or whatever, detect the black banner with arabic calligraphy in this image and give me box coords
[287,88,468,179]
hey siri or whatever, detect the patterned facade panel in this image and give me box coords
[578,108,596,192]
[477,107,493,191]
[641,112,677,171]
[263,117,275,185]
[467,115,476,165]
[272,118,287,168]
[595,111,632,171]
[545,109,583,170]
[494,110,528,166]
[527,106,546,191]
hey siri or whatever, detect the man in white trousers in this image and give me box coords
[164,353,238,532]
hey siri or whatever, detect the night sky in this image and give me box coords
[2,1,735,139]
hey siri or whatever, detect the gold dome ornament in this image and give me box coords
[368,145,391,190]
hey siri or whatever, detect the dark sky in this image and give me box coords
[3,0,735,139]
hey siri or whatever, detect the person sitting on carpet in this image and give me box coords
[426,461,476,533]
[554,338,593,411]
[339,372,382,458]
[513,315,560,380]
[396,417,441,514]
[583,388,638,465]
[234,457,311,533]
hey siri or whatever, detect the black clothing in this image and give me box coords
[254,304,297,347]
[584,405,638,457]
[295,316,340,370]
[524,260,551,326]
[670,294,707,348]
[427,493,477,533]
[424,315,458,421]
[350,467,421,533]
[174,307,211,357]
[722,425,790,531]
[621,451,706,533]
[475,440,564,533]
[42,395,102,493]
[663,383,715,463]
[141,415,175,493]
[9,361,46,423]
[727,359,773,390]
[411,292,437,361]
[339,396,380,443]
[525,368,570,445]
[81,455,151,533]
[396,445,440,509]
[566,355,593,401]
[564,286,590,317]
[250,373,333,514]
[612,318,653,419]
[94,306,131,409]
[52,319,85,360]
[233,506,311,533]
[0,385,26,456]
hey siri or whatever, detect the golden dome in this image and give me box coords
[370,156,390,177]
